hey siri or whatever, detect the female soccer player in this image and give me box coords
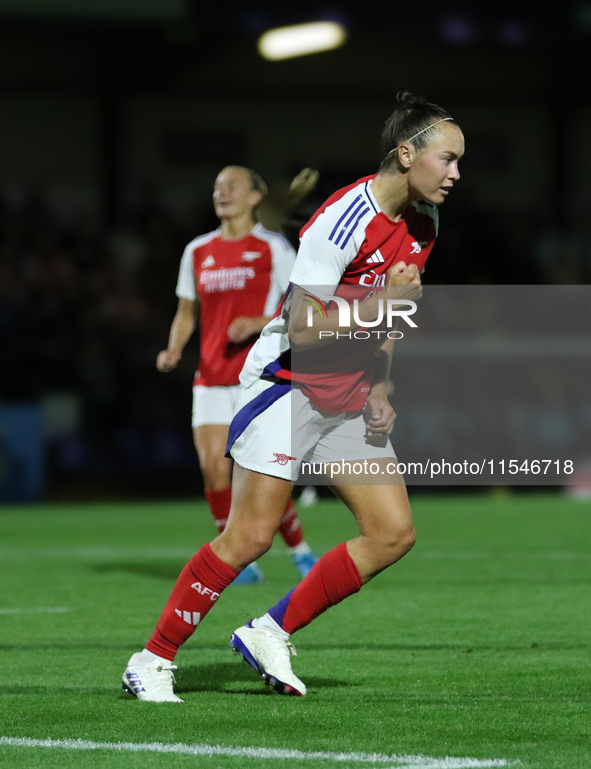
[123,92,464,701]
[156,165,317,584]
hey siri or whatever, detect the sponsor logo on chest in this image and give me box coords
[199,266,256,293]
[359,270,386,287]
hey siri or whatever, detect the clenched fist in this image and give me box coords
[156,349,182,372]
[386,261,422,300]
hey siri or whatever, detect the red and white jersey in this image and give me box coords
[240,175,439,411]
[176,222,296,387]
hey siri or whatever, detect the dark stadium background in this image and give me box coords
[0,0,589,502]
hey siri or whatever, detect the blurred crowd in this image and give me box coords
[0,187,207,496]
[1,181,590,497]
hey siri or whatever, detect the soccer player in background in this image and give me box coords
[123,92,464,701]
[156,165,317,584]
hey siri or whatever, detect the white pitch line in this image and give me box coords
[1,545,585,562]
[0,736,514,768]
[0,607,70,615]
[0,546,289,559]
[0,547,196,558]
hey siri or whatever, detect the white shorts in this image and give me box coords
[192,385,241,428]
[227,378,397,483]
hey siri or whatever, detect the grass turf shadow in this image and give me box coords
[2,641,587,653]
[175,662,353,694]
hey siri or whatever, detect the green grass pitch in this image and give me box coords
[0,492,590,768]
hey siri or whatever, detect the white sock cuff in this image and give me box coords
[287,542,312,556]
[252,613,290,640]
[137,649,170,666]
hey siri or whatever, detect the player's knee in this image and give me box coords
[379,524,416,561]
[398,525,416,555]
[234,534,273,566]
[200,459,230,490]
[224,526,274,561]
[251,533,274,557]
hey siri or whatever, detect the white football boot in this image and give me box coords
[230,622,306,696]
[122,652,183,702]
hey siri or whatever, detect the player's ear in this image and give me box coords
[250,190,264,209]
[396,143,414,170]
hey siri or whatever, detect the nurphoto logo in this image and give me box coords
[303,294,417,340]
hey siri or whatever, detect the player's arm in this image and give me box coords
[364,334,397,438]
[226,228,300,345]
[364,263,421,437]
[156,297,199,372]
[227,315,270,344]
[259,169,319,234]
[288,285,383,350]
[289,263,422,351]
[285,168,319,210]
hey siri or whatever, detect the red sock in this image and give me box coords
[278,499,304,548]
[267,542,362,634]
[204,487,232,534]
[146,543,238,660]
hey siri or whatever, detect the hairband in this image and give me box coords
[387,117,453,158]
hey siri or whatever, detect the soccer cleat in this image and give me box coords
[122,652,183,702]
[292,550,318,578]
[230,623,306,696]
[230,562,265,586]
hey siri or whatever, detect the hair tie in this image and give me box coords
[387,117,453,158]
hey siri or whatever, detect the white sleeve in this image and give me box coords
[263,235,297,316]
[289,201,363,295]
[175,243,197,300]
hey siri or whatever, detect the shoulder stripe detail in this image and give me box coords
[254,224,292,249]
[334,200,367,246]
[340,206,370,249]
[328,195,363,242]
[364,182,378,214]
[272,283,293,319]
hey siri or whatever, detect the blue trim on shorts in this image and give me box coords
[226,381,291,457]
[261,358,283,378]
[261,350,292,381]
